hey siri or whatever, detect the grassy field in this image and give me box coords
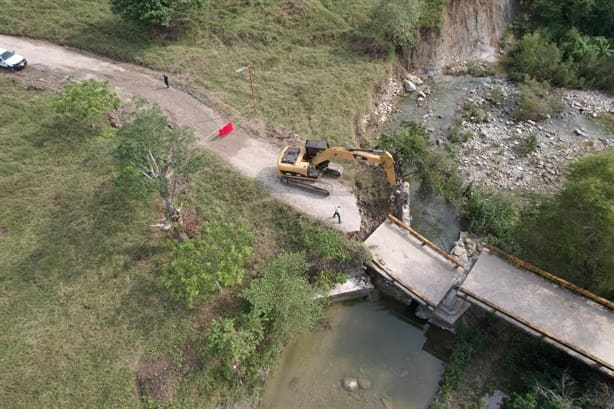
[0,0,392,146]
[0,76,364,407]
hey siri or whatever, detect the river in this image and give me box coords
[262,299,450,409]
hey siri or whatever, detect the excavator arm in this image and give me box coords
[310,147,397,185]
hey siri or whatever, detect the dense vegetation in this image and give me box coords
[509,0,614,93]
[378,120,463,205]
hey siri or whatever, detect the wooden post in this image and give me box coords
[248,66,257,112]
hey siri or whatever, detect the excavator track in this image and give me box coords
[280,175,331,196]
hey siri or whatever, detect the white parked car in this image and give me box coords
[0,48,27,71]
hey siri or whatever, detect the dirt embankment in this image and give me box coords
[410,0,518,74]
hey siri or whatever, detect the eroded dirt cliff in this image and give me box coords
[410,0,518,74]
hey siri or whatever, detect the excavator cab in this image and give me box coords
[304,140,329,160]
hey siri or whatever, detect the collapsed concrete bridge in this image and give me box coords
[365,215,614,377]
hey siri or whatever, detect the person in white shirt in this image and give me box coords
[332,204,342,224]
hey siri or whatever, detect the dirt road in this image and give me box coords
[0,35,362,232]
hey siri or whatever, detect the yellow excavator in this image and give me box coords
[277,140,397,196]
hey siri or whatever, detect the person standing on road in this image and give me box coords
[332,204,342,224]
[163,74,169,88]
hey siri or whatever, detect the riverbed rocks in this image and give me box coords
[412,77,614,195]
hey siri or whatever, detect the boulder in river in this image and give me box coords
[358,377,372,390]
[404,79,417,93]
[342,376,359,392]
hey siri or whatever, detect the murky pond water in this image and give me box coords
[262,299,447,409]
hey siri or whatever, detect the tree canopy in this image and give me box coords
[160,222,254,308]
[113,105,202,239]
[516,151,614,298]
[204,252,324,384]
[370,0,421,50]
[242,252,324,352]
[109,0,206,29]
[52,78,120,128]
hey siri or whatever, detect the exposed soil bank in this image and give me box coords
[409,0,518,74]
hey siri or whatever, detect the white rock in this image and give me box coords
[342,377,359,392]
[406,73,424,85]
[403,80,417,93]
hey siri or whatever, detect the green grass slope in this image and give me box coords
[0,0,391,145]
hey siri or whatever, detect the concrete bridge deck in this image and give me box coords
[364,216,465,308]
[365,216,614,377]
[459,248,614,376]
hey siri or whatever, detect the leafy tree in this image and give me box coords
[511,1,614,92]
[109,0,206,29]
[160,222,254,307]
[507,32,569,84]
[52,78,120,128]
[370,0,421,50]
[516,151,614,297]
[523,0,614,39]
[241,252,324,354]
[113,105,202,241]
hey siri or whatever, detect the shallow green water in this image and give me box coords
[262,299,447,409]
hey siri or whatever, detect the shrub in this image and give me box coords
[242,252,324,354]
[430,324,485,409]
[515,78,565,121]
[370,0,421,50]
[516,133,538,156]
[466,60,496,77]
[462,186,519,247]
[379,121,464,204]
[203,252,325,386]
[418,0,451,29]
[462,100,489,123]
[507,5,614,92]
[488,85,505,105]
[508,32,570,84]
[203,316,263,383]
[110,0,206,29]
[52,78,120,128]
[515,151,614,298]
[160,222,253,308]
[448,118,472,143]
